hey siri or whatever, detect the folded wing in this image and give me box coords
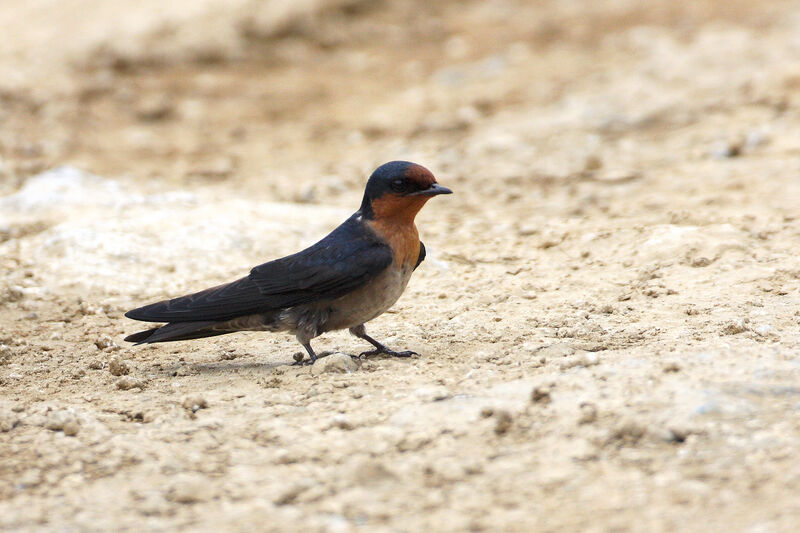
[125,216,393,323]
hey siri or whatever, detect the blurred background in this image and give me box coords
[2,1,800,531]
[3,0,796,202]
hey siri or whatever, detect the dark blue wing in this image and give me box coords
[126,276,267,322]
[125,215,392,323]
[248,215,393,306]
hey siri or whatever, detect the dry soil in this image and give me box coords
[2,1,800,531]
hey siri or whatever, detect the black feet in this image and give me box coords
[291,354,315,366]
[292,343,318,366]
[348,324,418,359]
[294,329,418,365]
[292,346,339,366]
[358,346,418,358]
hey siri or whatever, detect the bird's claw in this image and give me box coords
[292,349,336,366]
[359,348,418,358]
[292,352,315,366]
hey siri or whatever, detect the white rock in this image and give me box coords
[310,353,359,376]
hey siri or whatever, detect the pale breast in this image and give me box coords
[320,263,414,332]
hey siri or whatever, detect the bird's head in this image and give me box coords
[359,161,452,222]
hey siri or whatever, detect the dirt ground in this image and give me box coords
[2,0,800,531]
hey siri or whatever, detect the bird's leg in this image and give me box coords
[291,326,323,366]
[349,324,417,358]
[292,342,318,366]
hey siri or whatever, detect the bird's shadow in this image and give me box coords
[160,350,350,375]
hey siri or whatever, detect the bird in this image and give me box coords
[124,161,452,364]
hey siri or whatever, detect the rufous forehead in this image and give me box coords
[404,164,436,187]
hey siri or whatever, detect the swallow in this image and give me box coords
[124,161,452,364]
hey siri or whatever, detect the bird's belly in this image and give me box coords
[224,265,413,337]
[321,265,413,332]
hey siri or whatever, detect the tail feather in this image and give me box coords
[124,321,226,345]
[124,327,161,344]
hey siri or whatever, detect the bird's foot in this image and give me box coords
[292,350,335,366]
[359,347,418,358]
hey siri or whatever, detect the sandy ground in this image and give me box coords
[2,0,800,531]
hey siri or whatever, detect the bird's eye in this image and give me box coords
[390,178,408,193]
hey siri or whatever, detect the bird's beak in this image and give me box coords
[408,183,453,197]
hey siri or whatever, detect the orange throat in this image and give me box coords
[367,196,427,268]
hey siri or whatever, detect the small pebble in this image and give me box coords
[581,353,600,366]
[493,410,513,435]
[0,411,19,432]
[108,356,131,376]
[665,424,693,443]
[116,376,145,390]
[710,139,743,159]
[181,395,208,413]
[0,345,12,364]
[722,319,749,335]
[45,411,79,435]
[62,420,80,436]
[611,419,646,443]
[531,386,551,404]
[328,415,354,430]
[578,402,598,424]
[95,335,120,351]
